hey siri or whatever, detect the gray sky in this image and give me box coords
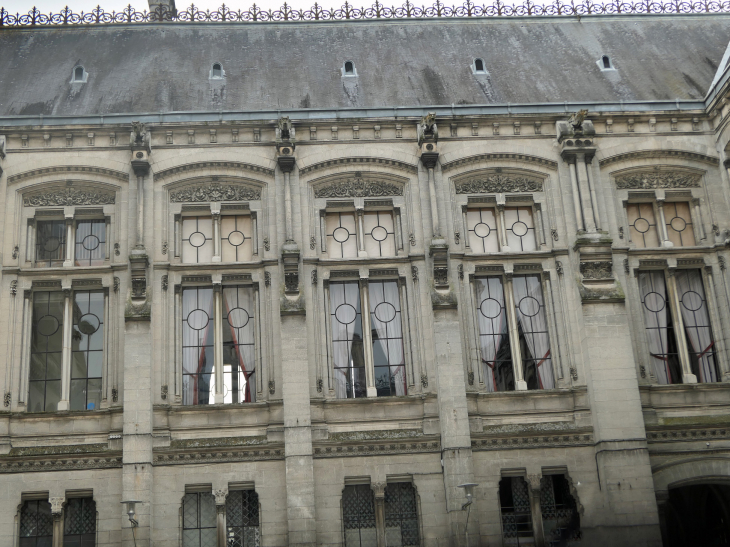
[1,0,313,15]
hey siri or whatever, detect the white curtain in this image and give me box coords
[675,270,717,383]
[182,288,215,404]
[331,283,362,398]
[513,276,554,390]
[223,287,256,402]
[638,272,672,384]
[369,281,406,396]
[476,278,505,392]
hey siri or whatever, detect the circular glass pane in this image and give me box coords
[82,234,100,251]
[77,313,100,335]
[474,223,491,239]
[188,232,207,248]
[512,221,529,237]
[681,290,703,312]
[42,236,61,253]
[186,309,210,330]
[332,227,351,244]
[335,303,358,325]
[643,292,666,313]
[227,230,245,247]
[633,217,651,234]
[227,307,250,329]
[670,216,687,232]
[37,315,60,337]
[518,296,541,317]
[374,302,397,323]
[479,298,502,319]
[370,226,388,242]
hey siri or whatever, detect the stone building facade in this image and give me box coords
[1,5,730,546]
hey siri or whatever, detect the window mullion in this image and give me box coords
[64,215,74,267]
[323,282,334,394]
[656,199,672,248]
[666,270,696,383]
[497,203,509,252]
[356,208,366,257]
[702,267,728,379]
[212,210,221,263]
[103,289,110,406]
[691,198,706,241]
[58,288,73,411]
[213,284,224,404]
[504,274,527,391]
[360,279,377,397]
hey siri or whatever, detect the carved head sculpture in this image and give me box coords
[277,116,294,141]
[131,121,146,144]
[417,112,438,146]
[569,109,588,131]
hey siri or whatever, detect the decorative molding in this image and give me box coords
[153,448,283,465]
[471,432,593,451]
[23,187,115,207]
[161,384,168,399]
[8,166,128,184]
[420,373,428,388]
[264,271,271,287]
[313,175,404,198]
[0,455,122,473]
[411,265,418,282]
[169,182,261,202]
[300,157,417,176]
[454,173,544,194]
[10,280,17,296]
[614,172,702,189]
[442,153,557,172]
[154,161,273,181]
[369,268,399,277]
[222,274,253,283]
[599,150,719,168]
[647,427,730,443]
[313,439,440,458]
[268,380,275,395]
[580,261,613,280]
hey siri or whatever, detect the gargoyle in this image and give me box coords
[569,109,589,132]
[417,112,438,146]
[276,116,295,143]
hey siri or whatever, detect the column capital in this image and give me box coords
[50,497,65,519]
[371,482,386,499]
[526,473,542,492]
[213,489,228,506]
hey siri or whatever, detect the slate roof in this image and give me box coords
[0,14,728,116]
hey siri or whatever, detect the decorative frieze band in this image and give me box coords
[313,440,441,458]
[454,173,544,194]
[154,161,274,181]
[471,433,593,451]
[8,166,128,184]
[580,261,614,280]
[170,182,261,202]
[300,157,417,176]
[647,427,730,443]
[153,448,284,465]
[313,176,404,198]
[24,187,116,207]
[614,172,702,189]
[599,150,719,168]
[442,153,558,172]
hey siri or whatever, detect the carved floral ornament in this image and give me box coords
[454,172,544,194]
[169,181,262,202]
[23,186,116,207]
[614,171,702,189]
[313,175,405,198]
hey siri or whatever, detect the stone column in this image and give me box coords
[504,273,526,391]
[575,153,596,232]
[566,157,585,232]
[656,197,673,248]
[57,287,72,411]
[63,212,74,267]
[50,497,64,547]
[372,482,386,547]
[584,155,601,231]
[666,268,697,383]
[526,474,545,547]
[421,151,441,238]
[360,279,377,397]
[356,208,367,257]
[214,489,228,547]
[281,160,295,244]
[212,207,222,262]
[655,491,670,547]
[213,281,224,404]
[496,197,510,252]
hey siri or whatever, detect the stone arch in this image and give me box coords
[652,457,730,494]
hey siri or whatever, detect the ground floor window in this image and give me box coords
[226,490,260,547]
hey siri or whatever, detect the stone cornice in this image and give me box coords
[153,446,284,465]
[442,153,558,172]
[646,426,730,443]
[313,437,441,458]
[154,161,274,181]
[0,447,122,473]
[599,149,719,168]
[8,166,128,184]
[300,157,417,176]
[471,430,593,451]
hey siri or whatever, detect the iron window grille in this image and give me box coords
[183,492,217,547]
[465,206,537,253]
[225,490,260,547]
[323,209,400,259]
[343,485,377,547]
[540,475,581,544]
[64,497,97,546]
[499,477,533,541]
[638,269,719,384]
[182,285,258,405]
[19,500,53,547]
[384,483,420,546]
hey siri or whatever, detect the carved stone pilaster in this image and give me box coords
[125,250,151,321]
[281,247,304,315]
[574,235,624,304]
[430,242,456,309]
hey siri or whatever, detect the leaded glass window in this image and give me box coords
[182,217,214,263]
[627,203,660,248]
[475,277,513,392]
[331,282,366,399]
[223,286,256,403]
[226,490,260,547]
[369,281,406,396]
[513,275,554,390]
[467,208,499,253]
[221,215,253,262]
[504,207,537,251]
[182,492,216,547]
[29,292,64,412]
[343,485,376,547]
[74,220,106,266]
[71,291,104,411]
[326,212,358,259]
[499,477,533,541]
[20,500,53,547]
[384,482,420,547]
[64,498,96,547]
[363,212,395,257]
[664,202,695,247]
[36,220,66,267]
[182,287,215,405]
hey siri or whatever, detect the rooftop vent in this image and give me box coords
[598,55,615,71]
[472,58,488,75]
[71,65,88,83]
[342,61,357,77]
[210,62,225,79]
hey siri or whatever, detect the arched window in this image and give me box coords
[72,66,86,82]
[211,63,223,79]
[344,61,354,75]
[474,58,485,72]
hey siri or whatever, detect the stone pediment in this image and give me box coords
[23,185,116,207]
[453,171,544,194]
[614,171,701,189]
[312,174,405,198]
[169,181,262,202]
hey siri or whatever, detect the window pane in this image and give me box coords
[363,211,395,257]
[330,282,366,398]
[183,492,216,547]
[75,220,106,266]
[326,213,358,258]
[675,270,718,383]
[665,202,695,247]
[221,215,253,263]
[226,490,260,545]
[627,203,659,248]
[513,275,553,390]
[182,288,215,405]
[638,271,682,384]
[467,208,499,253]
[343,485,376,547]
[64,498,96,539]
[182,217,214,263]
[384,483,420,547]
[223,286,256,403]
[475,277,513,392]
[30,292,65,411]
[36,220,66,267]
[369,281,406,396]
[70,290,104,411]
[20,500,54,543]
[504,207,537,252]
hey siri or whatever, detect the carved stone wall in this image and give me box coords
[23,187,116,206]
[614,172,702,189]
[169,182,261,202]
[453,172,544,194]
[313,175,404,198]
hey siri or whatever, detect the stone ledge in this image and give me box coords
[153,447,284,465]
[313,439,440,458]
[471,432,593,451]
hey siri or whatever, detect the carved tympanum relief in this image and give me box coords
[23,187,116,206]
[614,172,702,189]
[454,172,544,194]
[169,182,261,202]
[312,173,404,198]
